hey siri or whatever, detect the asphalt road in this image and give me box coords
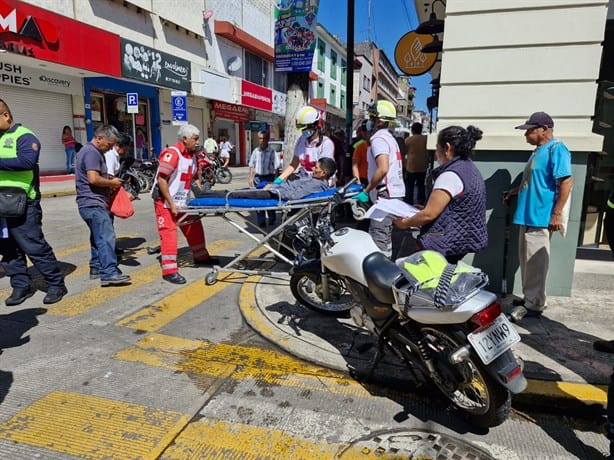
[0,177,609,459]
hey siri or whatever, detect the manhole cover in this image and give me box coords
[336,429,496,459]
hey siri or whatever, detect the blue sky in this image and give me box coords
[316,0,433,112]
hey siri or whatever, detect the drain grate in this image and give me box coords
[337,429,496,459]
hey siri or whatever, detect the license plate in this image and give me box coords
[468,314,520,364]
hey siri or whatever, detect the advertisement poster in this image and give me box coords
[274,0,319,72]
[120,38,191,92]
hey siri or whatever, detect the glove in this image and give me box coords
[273,177,283,185]
[353,190,370,203]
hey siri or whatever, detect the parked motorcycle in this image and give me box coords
[118,156,141,198]
[289,180,527,428]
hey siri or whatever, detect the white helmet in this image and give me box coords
[367,100,397,121]
[295,105,321,130]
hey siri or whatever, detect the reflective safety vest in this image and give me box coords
[0,125,36,199]
[608,189,614,210]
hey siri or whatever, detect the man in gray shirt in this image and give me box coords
[75,125,131,287]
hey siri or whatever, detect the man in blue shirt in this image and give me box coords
[503,112,573,318]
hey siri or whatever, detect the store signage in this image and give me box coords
[120,38,191,92]
[245,121,267,131]
[0,61,82,95]
[0,0,120,76]
[241,80,272,112]
[394,31,437,76]
[212,101,249,122]
[171,90,187,125]
[274,0,320,72]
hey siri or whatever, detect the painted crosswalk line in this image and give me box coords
[0,391,189,460]
[46,239,239,316]
[114,333,406,401]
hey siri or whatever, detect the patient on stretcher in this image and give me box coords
[193,157,337,201]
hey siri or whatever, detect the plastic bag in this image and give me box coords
[110,186,134,219]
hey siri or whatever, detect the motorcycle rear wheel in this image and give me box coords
[289,272,354,317]
[216,168,232,184]
[122,176,141,197]
[410,326,511,428]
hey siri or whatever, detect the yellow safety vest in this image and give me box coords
[0,125,36,199]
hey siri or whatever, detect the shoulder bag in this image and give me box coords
[0,186,27,218]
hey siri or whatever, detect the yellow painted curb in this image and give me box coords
[524,379,608,407]
[41,189,75,198]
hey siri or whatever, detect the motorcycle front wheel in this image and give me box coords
[216,168,232,184]
[418,326,511,428]
[122,176,141,198]
[289,272,355,317]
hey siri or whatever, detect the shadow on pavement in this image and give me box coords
[266,300,490,436]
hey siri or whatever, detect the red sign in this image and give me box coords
[213,101,249,122]
[241,80,273,112]
[0,0,120,76]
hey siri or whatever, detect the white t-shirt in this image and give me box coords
[367,128,405,199]
[219,141,232,158]
[433,170,464,197]
[104,147,121,177]
[292,135,334,177]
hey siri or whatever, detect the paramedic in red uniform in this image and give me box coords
[153,124,218,284]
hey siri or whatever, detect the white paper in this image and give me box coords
[364,198,419,222]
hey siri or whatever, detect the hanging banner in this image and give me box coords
[274,0,319,72]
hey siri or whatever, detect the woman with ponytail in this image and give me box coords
[394,125,487,264]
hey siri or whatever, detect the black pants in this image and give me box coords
[0,200,64,290]
[404,171,426,205]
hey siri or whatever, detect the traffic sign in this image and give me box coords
[171,90,188,126]
[126,92,139,114]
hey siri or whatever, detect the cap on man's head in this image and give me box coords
[515,112,554,130]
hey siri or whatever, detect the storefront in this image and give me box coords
[83,77,160,159]
[0,60,83,172]
[0,0,121,172]
[211,101,249,165]
[83,37,192,158]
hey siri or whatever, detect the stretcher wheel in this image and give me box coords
[205,271,218,285]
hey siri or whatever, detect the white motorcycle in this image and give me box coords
[290,180,527,428]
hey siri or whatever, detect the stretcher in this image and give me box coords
[181,184,363,284]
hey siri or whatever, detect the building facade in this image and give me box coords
[412,0,612,295]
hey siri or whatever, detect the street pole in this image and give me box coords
[345,0,355,177]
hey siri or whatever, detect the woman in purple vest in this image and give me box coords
[394,125,487,264]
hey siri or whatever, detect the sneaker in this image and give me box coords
[43,286,68,304]
[5,287,36,306]
[593,339,614,354]
[100,274,131,287]
[163,273,186,284]
[512,298,525,307]
[89,268,100,280]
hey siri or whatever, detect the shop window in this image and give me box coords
[317,79,325,98]
[317,39,325,72]
[245,51,269,87]
[89,91,150,158]
[330,50,337,80]
[329,84,336,106]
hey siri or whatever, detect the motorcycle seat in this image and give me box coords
[362,252,405,305]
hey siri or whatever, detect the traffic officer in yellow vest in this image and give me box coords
[0,99,67,306]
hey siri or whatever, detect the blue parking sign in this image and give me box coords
[126,92,138,114]
[171,90,188,125]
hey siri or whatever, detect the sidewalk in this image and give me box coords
[41,173,613,410]
[239,257,613,411]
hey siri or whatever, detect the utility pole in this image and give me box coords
[345,0,355,173]
[283,72,309,168]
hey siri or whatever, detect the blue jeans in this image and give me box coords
[0,199,64,290]
[78,206,120,279]
[65,147,76,173]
